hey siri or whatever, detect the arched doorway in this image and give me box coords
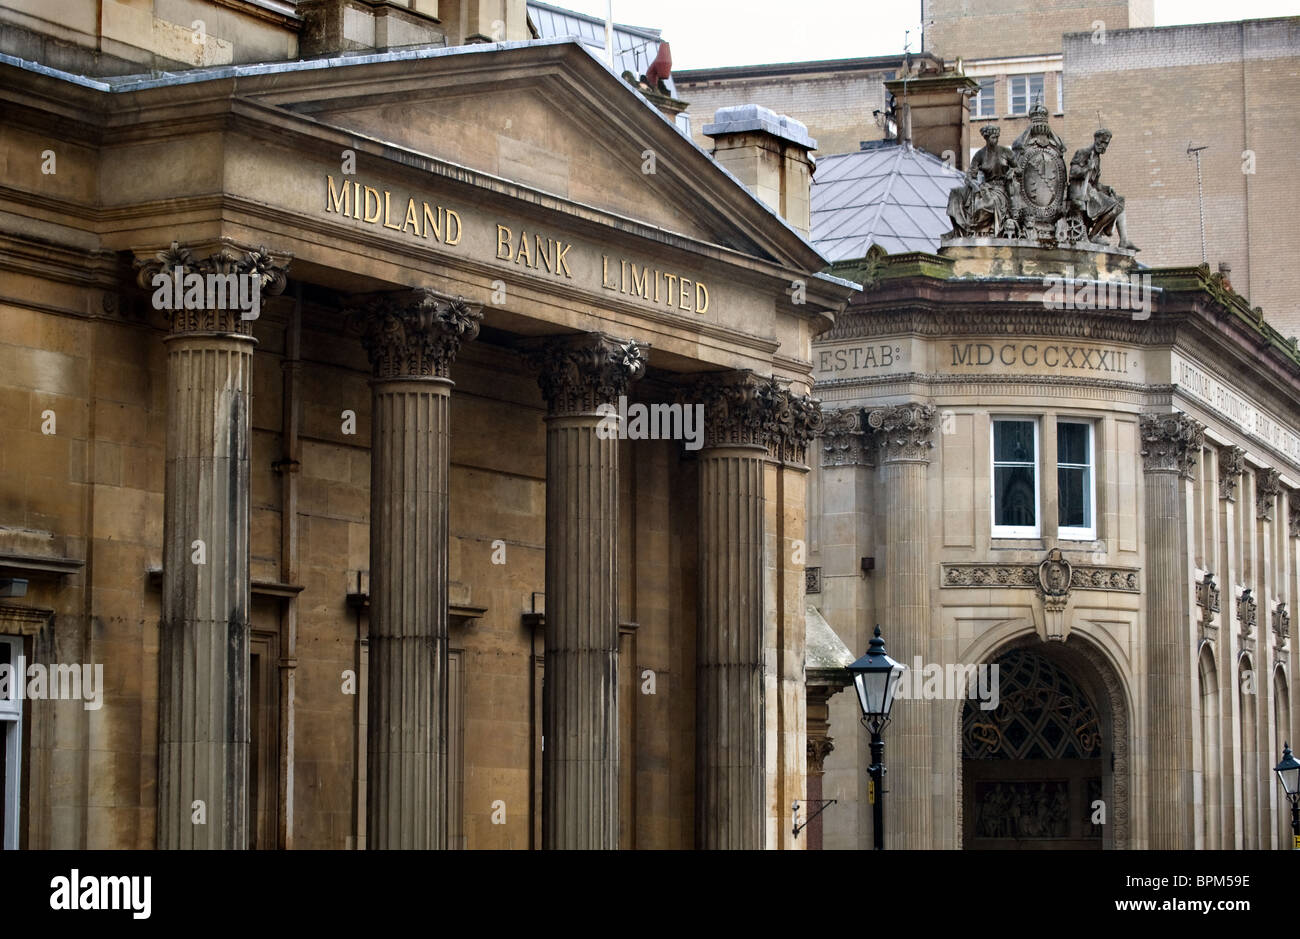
[961,643,1118,849]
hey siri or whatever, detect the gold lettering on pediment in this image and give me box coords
[601,254,708,314]
[325,175,462,246]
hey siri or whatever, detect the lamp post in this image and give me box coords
[847,626,907,850]
[1274,743,1300,849]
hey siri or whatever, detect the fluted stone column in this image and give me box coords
[1140,412,1204,849]
[866,403,935,849]
[533,333,645,850]
[692,372,774,849]
[138,242,289,849]
[353,289,482,850]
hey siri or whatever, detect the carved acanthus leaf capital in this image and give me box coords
[807,736,835,774]
[531,333,646,416]
[1256,468,1282,522]
[1218,446,1245,501]
[134,240,292,335]
[757,378,823,464]
[867,403,936,463]
[1139,412,1204,478]
[820,407,872,467]
[349,288,482,379]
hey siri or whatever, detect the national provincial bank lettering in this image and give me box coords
[951,342,1130,373]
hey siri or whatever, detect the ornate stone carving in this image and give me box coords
[1037,547,1072,612]
[694,371,769,449]
[807,737,835,775]
[1196,572,1221,615]
[805,567,822,595]
[866,403,935,463]
[1238,588,1258,640]
[349,288,483,379]
[1256,468,1282,522]
[693,372,819,460]
[1273,602,1290,651]
[1291,502,1300,539]
[945,124,1020,238]
[819,407,871,467]
[758,379,823,464]
[1139,412,1204,479]
[941,106,1135,249]
[134,240,291,335]
[1218,446,1245,502]
[530,333,646,415]
[941,563,1139,593]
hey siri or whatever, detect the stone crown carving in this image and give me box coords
[867,403,936,463]
[531,333,646,415]
[1256,468,1282,522]
[134,240,291,335]
[349,288,482,379]
[1274,602,1290,649]
[1218,446,1245,501]
[1139,412,1204,478]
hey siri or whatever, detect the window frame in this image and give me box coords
[1057,420,1097,542]
[973,77,996,119]
[0,635,23,851]
[1008,73,1045,116]
[991,417,1041,539]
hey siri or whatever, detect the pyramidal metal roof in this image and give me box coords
[528,0,676,96]
[811,141,964,261]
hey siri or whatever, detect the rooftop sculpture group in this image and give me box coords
[944,104,1138,251]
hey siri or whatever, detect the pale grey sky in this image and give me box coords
[550,0,1300,70]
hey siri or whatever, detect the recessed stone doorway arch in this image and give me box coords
[957,635,1130,850]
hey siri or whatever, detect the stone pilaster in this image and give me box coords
[352,288,482,849]
[866,402,936,849]
[532,333,645,850]
[1140,411,1204,849]
[137,241,289,849]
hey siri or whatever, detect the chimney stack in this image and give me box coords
[703,104,817,238]
[884,72,978,169]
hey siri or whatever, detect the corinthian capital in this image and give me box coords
[1139,412,1204,478]
[758,379,823,464]
[1256,468,1282,522]
[531,333,646,416]
[820,408,871,467]
[867,403,936,463]
[1218,446,1245,501]
[349,288,482,379]
[134,241,291,335]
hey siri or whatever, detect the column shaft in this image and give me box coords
[367,379,451,849]
[880,458,932,849]
[697,445,767,849]
[158,334,253,850]
[1141,412,1203,849]
[542,415,620,849]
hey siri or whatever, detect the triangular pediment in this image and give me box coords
[242,40,823,270]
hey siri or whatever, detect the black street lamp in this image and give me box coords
[847,625,907,850]
[1275,743,1300,850]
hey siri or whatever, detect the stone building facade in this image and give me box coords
[0,1,854,849]
[809,245,1300,849]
